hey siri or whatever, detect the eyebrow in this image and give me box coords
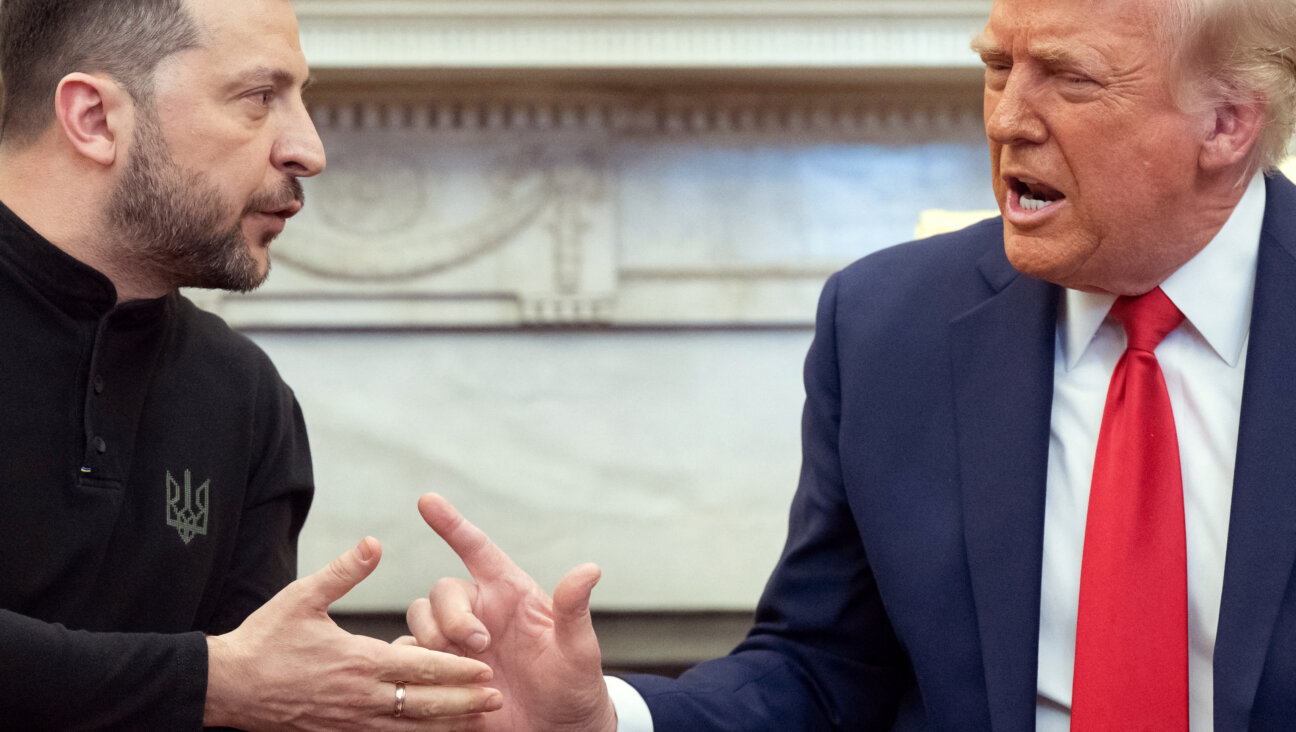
[1030,42,1096,68]
[970,32,1103,72]
[231,66,312,92]
[970,31,1003,58]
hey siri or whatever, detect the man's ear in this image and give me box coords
[53,72,131,167]
[1199,97,1266,172]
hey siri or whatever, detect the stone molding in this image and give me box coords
[307,90,986,139]
[296,0,993,71]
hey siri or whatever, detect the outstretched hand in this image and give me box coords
[205,536,503,730]
[405,493,618,732]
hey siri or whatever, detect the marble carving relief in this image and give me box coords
[204,88,994,328]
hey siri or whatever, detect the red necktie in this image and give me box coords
[1071,287,1189,731]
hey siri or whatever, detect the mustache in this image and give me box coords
[242,177,304,216]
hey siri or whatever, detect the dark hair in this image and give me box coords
[0,0,199,147]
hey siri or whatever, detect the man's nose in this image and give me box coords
[272,101,326,178]
[985,71,1047,147]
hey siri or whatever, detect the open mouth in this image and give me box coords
[1009,176,1065,211]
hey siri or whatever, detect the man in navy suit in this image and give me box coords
[406,0,1296,728]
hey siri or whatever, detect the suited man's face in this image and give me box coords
[977,0,1219,296]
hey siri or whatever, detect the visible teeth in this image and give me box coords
[1020,192,1050,211]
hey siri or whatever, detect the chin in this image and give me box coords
[250,256,271,284]
[1002,233,1074,287]
[235,244,272,290]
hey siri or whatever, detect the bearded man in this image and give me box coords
[0,0,502,728]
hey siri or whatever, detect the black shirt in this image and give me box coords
[0,201,313,729]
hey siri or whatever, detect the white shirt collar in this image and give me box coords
[1059,171,1266,370]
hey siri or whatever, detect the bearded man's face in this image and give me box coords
[106,109,303,293]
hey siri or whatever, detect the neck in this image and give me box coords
[0,144,168,302]
[1097,168,1256,297]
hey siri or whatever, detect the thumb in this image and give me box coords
[552,563,601,651]
[298,536,382,611]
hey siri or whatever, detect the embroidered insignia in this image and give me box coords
[165,469,210,545]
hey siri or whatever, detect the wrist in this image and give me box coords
[602,704,620,732]
[580,679,621,732]
[203,634,246,728]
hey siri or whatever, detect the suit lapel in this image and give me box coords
[951,246,1059,732]
[1214,173,1296,728]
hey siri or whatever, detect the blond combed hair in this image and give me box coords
[1164,0,1296,175]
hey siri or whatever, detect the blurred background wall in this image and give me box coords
[192,0,999,669]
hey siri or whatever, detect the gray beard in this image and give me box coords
[105,112,301,293]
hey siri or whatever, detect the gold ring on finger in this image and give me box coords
[393,681,407,718]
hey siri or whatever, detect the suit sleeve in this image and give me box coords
[0,609,207,730]
[621,272,915,730]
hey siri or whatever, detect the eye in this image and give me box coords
[1054,72,1103,98]
[983,61,1011,90]
[246,88,274,108]
[981,55,1011,73]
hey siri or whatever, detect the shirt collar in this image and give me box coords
[1060,171,1265,370]
[0,198,173,321]
[0,198,118,318]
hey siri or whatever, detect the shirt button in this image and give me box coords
[93,375,105,394]
[93,436,107,454]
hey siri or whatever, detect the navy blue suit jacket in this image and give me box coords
[625,174,1296,731]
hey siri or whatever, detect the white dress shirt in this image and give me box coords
[1037,171,1264,731]
[609,173,1266,732]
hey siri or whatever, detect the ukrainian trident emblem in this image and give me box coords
[165,469,210,545]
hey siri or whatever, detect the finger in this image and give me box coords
[389,635,465,658]
[418,493,523,584]
[427,576,492,654]
[552,563,602,651]
[395,714,489,731]
[379,643,494,686]
[407,595,469,655]
[400,684,504,719]
[296,536,382,610]
[371,680,500,720]
[376,713,489,732]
